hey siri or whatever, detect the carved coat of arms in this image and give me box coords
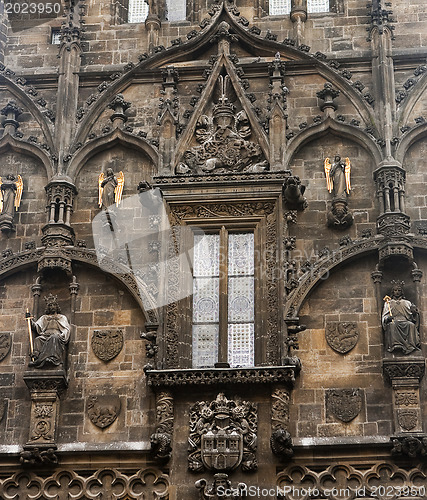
[87,395,120,429]
[188,393,257,473]
[397,409,418,431]
[0,332,11,362]
[325,322,359,354]
[326,389,362,422]
[91,329,123,362]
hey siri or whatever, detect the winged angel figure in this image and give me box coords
[0,174,23,231]
[324,155,351,199]
[98,168,124,210]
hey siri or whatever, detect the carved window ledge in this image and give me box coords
[145,364,301,388]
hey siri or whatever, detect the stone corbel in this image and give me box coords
[22,371,68,466]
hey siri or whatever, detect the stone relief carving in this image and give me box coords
[326,389,362,423]
[28,294,71,369]
[324,155,353,229]
[325,322,359,354]
[0,468,170,498]
[0,173,23,232]
[188,393,257,473]
[91,329,124,362]
[382,281,421,355]
[195,474,247,499]
[87,395,121,429]
[270,388,293,458]
[0,332,11,362]
[176,74,268,175]
[277,462,427,499]
[397,409,418,431]
[20,447,58,466]
[282,176,307,211]
[391,436,427,457]
[151,391,174,461]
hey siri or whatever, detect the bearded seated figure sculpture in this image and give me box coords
[382,282,421,355]
[29,294,71,369]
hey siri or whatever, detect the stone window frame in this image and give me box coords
[112,0,189,24]
[256,0,344,17]
[191,224,258,369]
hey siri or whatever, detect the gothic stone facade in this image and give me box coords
[0,1,427,499]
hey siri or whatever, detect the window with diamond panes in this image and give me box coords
[269,0,291,15]
[192,231,255,368]
[307,0,329,13]
[128,0,149,23]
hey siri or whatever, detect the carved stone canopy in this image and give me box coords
[176,74,268,175]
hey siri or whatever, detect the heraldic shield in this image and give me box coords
[326,389,362,423]
[189,393,257,473]
[91,329,124,362]
[201,428,243,471]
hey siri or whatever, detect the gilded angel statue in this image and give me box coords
[98,168,124,210]
[0,174,23,232]
[324,155,351,200]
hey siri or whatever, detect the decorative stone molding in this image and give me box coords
[188,393,257,473]
[155,171,290,186]
[270,388,294,458]
[145,366,301,388]
[383,359,425,382]
[277,462,426,499]
[151,391,174,461]
[0,468,170,499]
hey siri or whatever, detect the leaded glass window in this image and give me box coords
[307,0,330,13]
[192,231,255,368]
[269,0,291,15]
[128,0,149,23]
[166,0,186,21]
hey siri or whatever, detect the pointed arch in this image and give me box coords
[74,1,373,147]
[0,134,54,179]
[395,123,427,165]
[285,117,383,168]
[397,72,427,128]
[66,128,159,181]
[0,76,55,150]
[0,248,159,325]
[284,239,380,318]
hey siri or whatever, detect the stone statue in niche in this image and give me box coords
[382,281,421,355]
[0,174,23,232]
[28,294,71,369]
[98,168,124,211]
[324,155,353,229]
[176,75,269,174]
